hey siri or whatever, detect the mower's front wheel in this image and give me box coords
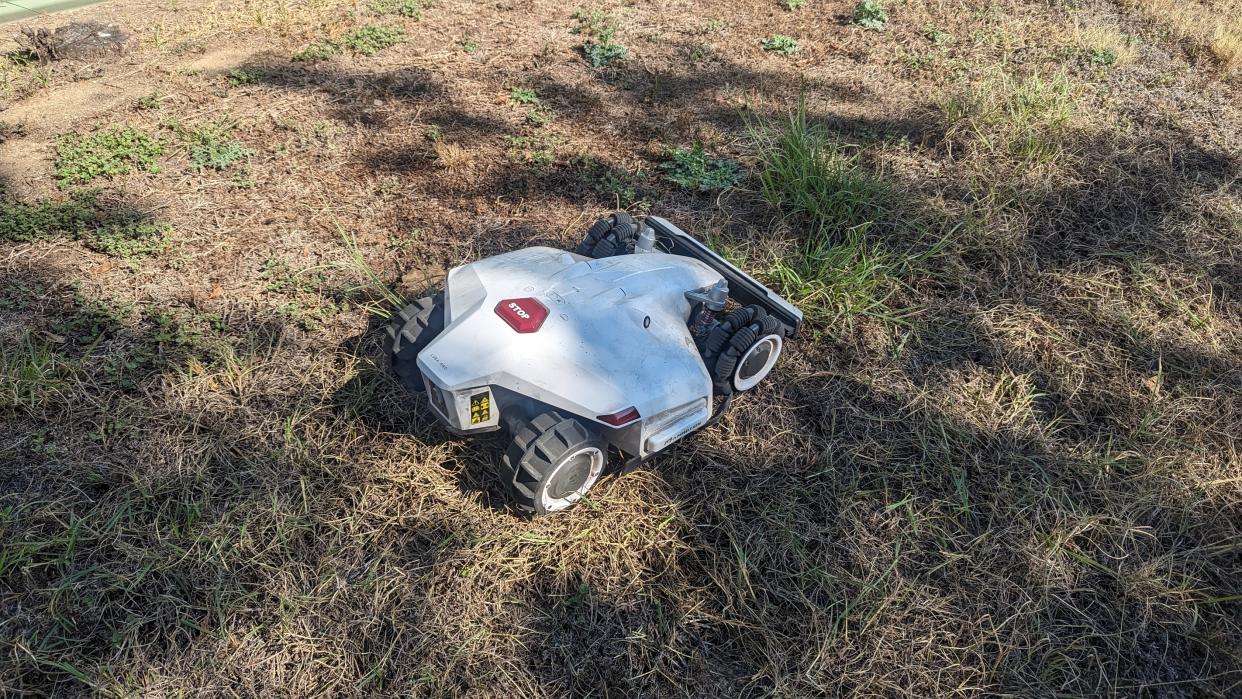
[385,293,445,393]
[502,411,608,515]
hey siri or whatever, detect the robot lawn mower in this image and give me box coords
[385,213,803,514]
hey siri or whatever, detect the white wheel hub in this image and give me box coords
[539,446,605,513]
[732,334,783,392]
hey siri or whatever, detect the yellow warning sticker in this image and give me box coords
[469,392,491,425]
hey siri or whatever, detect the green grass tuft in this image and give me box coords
[746,103,944,329]
[54,127,165,186]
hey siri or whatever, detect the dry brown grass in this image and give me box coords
[433,140,474,171]
[1,0,1240,696]
[1125,0,1242,73]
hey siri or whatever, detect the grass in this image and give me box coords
[54,127,165,186]
[744,104,939,329]
[940,70,1075,168]
[1124,0,1242,73]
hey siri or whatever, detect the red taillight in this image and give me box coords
[598,407,640,426]
[495,297,548,333]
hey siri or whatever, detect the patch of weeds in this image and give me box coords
[276,301,338,332]
[781,0,806,10]
[761,35,801,55]
[1088,46,1117,66]
[852,0,888,30]
[510,87,552,125]
[185,122,255,171]
[0,280,40,311]
[660,144,743,191]
[134,91,163,110]
[1,189,100,242]
[340,25,405,56]
[231,168,256,189]
[460,37,481,53]
[507,133,562,166]
[55,127,165,186]
[51,293,134,345]
[686,44,713,62]
[573,8,627,67]
[369,0,422,18]
[698,18,724,34]
[294,39,341,62]
[526,108,554,127]
[0,189,171,259]
[261,257,327,295]
[226,68,260,87]
[509,86,540,105]
[925,25,953,44]
[85,217,171,259]
[599,169,648,209]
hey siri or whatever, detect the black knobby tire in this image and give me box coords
[385,294,445,393]
[575,211,639,259]
[703,305,783,395]
[502,411,608,515]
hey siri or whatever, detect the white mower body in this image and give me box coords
[417,246,721,458]
[388,214,802,512]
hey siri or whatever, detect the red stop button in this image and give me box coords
[494,297,548,333]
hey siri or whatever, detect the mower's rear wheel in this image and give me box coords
[502,411,608,515]
[385,293,445,393]
[576,211,639,259]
